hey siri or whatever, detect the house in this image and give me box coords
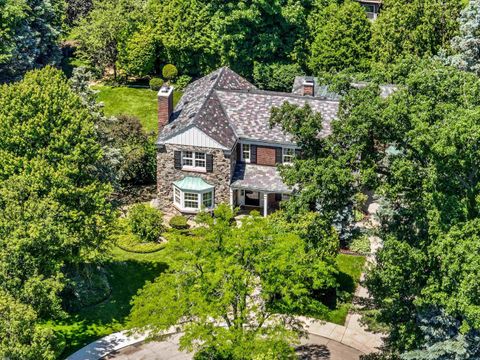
[357,0,381,20]
[156,67,338,217]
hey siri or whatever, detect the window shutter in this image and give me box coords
[251,145,257,164]
[174,151,182,169]
[275,148,283,164]
[206,154,214,172]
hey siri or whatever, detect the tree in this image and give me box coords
[65,0,93,25]
[129,205,338,358]
[0,290,58,360]
[119,26,157,77]
[0,66,114,321]
[371,0,463,66]
[442,0,480,76]
[308,0,372,73]
[253,62,303,92]
[74,0,146,79]
[0,0,65,82]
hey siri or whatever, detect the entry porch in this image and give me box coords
[229,188,290,217]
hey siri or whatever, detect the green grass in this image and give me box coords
[51,247,168,358]
[321,254,366,325]
[93,85,182,132]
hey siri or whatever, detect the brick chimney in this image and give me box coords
[303,77,315,97]
[158,85,174,132]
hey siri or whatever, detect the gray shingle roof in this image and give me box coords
[231,163,292,193]
[157,68,339,148]
[292,76,398,100]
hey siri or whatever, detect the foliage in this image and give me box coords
[66,0,93,26]
[149,77,164,90]
[253,62,303,92]
[169,215,190,230]
[119,25,157,77]
[0,290,57,360]
[0,0,64,82]
[128,203,164,242]
[441,0,480,76]
[162,63,178,81]
[308,0,371,73]
[348,234,371,254]
[174,75,192,91]
[116,233,166,253]
[109,115,157,185]
[371,0,463,66]
[129,205,338,357]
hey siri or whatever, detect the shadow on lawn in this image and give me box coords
[58,258,168,358]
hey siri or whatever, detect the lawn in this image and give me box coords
[93,85,182,132]
[321,254,366,325]
[52,246,169,358]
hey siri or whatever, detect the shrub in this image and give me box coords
[116,233,166,253]
[174,75,192,91]
[349,234,371,254]
[128,203,164,242]
[253,62,303,92]
[169,215,189,230]
[149,77,164,91]
[162,64,178,81]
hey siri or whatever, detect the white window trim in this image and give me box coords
[182,151,207,172]
[282,147,295,164]
[241,143,251,163]
[173,185,214,213]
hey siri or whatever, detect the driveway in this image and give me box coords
[103,333,362,360]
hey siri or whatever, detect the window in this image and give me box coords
[174,187,181,205]
[203,192,212,208]
[182,151,206,171]
[283,148,295,164]
[173,185,214,212]
[184,192,199,209]
[242,144,250,163]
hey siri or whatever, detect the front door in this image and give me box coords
[244,190,260,207]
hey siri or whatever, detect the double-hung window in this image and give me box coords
[173,185,215,212]
[182,151,206,171]
[242,144,250,163]
[184,192,199,209]
[202,192,213,208]
[282,148,295,164]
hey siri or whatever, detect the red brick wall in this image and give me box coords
[256,146,276,166]
[158,93,173,131]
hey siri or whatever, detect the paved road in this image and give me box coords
[104,333,362,360]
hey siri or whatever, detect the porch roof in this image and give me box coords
[230,163,292,194]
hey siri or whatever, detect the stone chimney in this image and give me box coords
[158,85,174,132]
[303,77,315,97]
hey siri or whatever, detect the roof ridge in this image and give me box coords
[216,88,341,103]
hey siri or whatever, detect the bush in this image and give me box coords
[162,64,178,81]
[253,62,303,92]
[128,203,164,242]
[349,234,371,254]
[116,233,166,253]
[169,215,189,230]
[174,75,192,91]
[149,77,164,91]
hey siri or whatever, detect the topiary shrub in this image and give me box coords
[162,64,178,81]
[169,215,189,230]
[149,77,164,91]
[174,75,192,91]
[128,203,164,242]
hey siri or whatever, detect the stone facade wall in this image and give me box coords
[157,144,232,215]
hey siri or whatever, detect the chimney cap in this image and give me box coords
[303,76,315,85]
[158,85,174,97]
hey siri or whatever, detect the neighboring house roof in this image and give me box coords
[173,176,214,191]
[292,76,398,100]
[157,68,339,149]
[231,163,292,193]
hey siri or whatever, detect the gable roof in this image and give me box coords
[157,68,339,149]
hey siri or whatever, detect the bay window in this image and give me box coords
[172,177,215,212]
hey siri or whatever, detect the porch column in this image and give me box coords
[263,192,268,217]
[230,188,234,210]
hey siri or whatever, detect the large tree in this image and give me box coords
[0,67,115,354]
[371,0,463,67]
[308,0,372,74]
[0,0,64,82]
[129,205,338,358]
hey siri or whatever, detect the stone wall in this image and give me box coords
[157,144,233,215]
